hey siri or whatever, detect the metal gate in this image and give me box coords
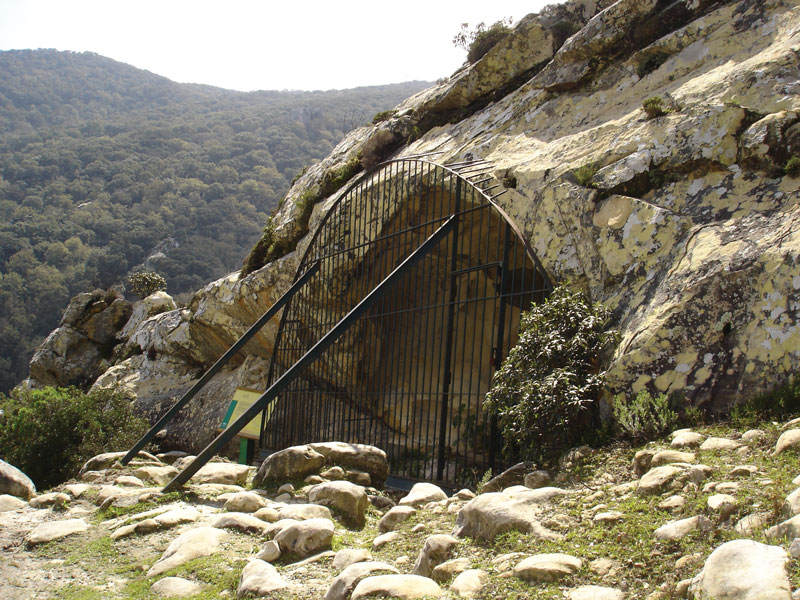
[260,156,551,487]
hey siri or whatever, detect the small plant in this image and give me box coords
[0,386,148,488]
[372,110,397,124]
[485,286,617,464]
[126,270,167,299]
[572,162,599,187]
[453,18,513,64]
[785,155,800,177]
[642,96,669,119]
[613,390,678,441]
[730,377,800,428]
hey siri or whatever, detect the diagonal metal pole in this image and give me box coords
[162,215,456,492]
[120,261,321,466]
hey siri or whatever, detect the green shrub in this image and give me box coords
[642,96,669,119]
[730,377,800,428]
[785,155,800,177]
[0,386,148,489]
[372,110,397,124]
[484,286,617,464]
[613,390,678,441]
[572,162,599,187]
[453,18,513,64]
[127,270,167,299]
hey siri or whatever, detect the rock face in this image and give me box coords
[23,0,800,456]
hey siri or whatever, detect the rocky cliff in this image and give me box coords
[23,0,800,452]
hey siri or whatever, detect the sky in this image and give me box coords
[0,0,550,92]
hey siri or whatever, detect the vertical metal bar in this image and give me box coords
[489,222,512,472]
[437,176,462,481]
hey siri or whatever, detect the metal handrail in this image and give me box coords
[119,260,320,466]
[162,215,456,491]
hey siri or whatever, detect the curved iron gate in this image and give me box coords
[260,157,551,487]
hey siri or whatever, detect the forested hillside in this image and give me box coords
[0,49,428,393]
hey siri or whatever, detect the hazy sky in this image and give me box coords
[0,0,550,91]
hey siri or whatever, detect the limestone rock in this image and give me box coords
[278,503,332,521]
[256,540,281,562]
[254,445,326,485]
[481,462,527,493]
[413,534,458,578]
[308,480,368,528]
[690,539,790,600]
[514,553,582,582]
[64,484,90,498]
[742,430,767,444]
[658,495,685,513]
[633,450,655,477]
[119,291,177,340]
[29,492,70,509]
[653,515,711,541]
[453,487,567,541]
[351,574,442,600]
[767,514,800,541]
[379,505,416,533]
[700,437,742,451]
[399,482,447,507]
[0,494,28,511]
[212,512,270,535]
[148,527,228,577]
[671,431,706,449]
[309,442,389,487]
[223,491,267,513]
[431,557,470,583]
[707,494,737,518]
[450,569,488,598]
[638,465,687,495]
[524,470,551,489]
[651,450,695,468]
[26,518,89,545]
[191,463,251,486]
[568,586,625,600]
[333,548,372,571]
[775,430,800,455]
[150,577,205,598]
[0,459,36,500]
[115,475,145,487]
[593,511,624,524]
[135,465,179,486]
[324,561,398,600]
[237,559,289,597]
[274,517,334,558]
[785,488,800,516]
[735,512,772,536]
[372,531,400,550]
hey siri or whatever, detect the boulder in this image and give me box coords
[26,518,89,545]
[378,505,416,532]
[775,430,800,454]
[333,548,373,571]
[399,482,447,508]
[514,553,583,582]
[223,491,267,513]
[308,480,368,528]
[211,512,270,535]
[236,559,289,597]
[0,459,36,500]
[707,494,737,519]
[191,463,251,486]
[671,431,705,448]
[148,527,228,577]
[431,557,471,583]
[453,487,567,541]
[351,574,442,600]
[450,569,488,598]
[653,515,711,541]
[309,442,389,487]
[524,470,551,489]
[481,462,528,493]
[277,503,332,521]
[324,561,399,600]
[413,534,458,578]
[690,539,790,600]
[0,494,28,511]
[253,445,326,485]
[637,465,687,495]
[274,517,335,558]
[699,437,742,451]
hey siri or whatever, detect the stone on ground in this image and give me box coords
[689,539,791,600]
[413,534,458,578]
[742,430,766,443]
[0,494,27,511]
[431,557,471,582]
[237,559,289,597]
[324,561,398,600]
[450,569,488,598]
[524,470,551,489]
[513,553,582,582]
[333,548,372,571]
[135,465,179,486]
[399,482,447,507]
[223,491,266,513]
[379,505,416,532]
[734,512,772,536]
[372,531,400,550]
[256,540,281,562]
[453,487,567,540]
[637,465,687,495]
[78,451,159,476]
[150,577,205,598]
[707,494,737,518]
[274,517,334,558]
[650,450,695,467]
[254,445,326,485]
[658,495,686,513]
[481,462,527,493]
[351,574,442,599]
[25,518,89,545]
[278,503,332,521]
[654,515,711,541]
[567,585,625,600]
[0,459,36,500]
[191,462,251,486]
[29,492,70,509]
[308,480,368,528]
[671,431,705,448]
[700,437,742,451]
[776,430,800,454]
[147,527,228,577]
[309,442,390,487]
[211,512,270,535]
[767,514,800,541]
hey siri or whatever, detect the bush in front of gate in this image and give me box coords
[484,285,617,465]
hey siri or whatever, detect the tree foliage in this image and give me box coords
[0,386,148,489]
[0,49,428,393]
[453,18,513,64]
[127,271,167,299]
[484,286,617,464]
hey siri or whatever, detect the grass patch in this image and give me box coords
[642,96,670,119]
[572,162,599,187]
[785,154,800,178]
[97,491,186,521]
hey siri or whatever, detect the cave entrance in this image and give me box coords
[261,156,551,487]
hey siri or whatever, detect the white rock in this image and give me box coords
[191,462,252,486]
[699,437,742,451]
[324,561,398,600]
[278,503,332,521]
[653,515,711,541]
[274,517,334,558]
[742,429,766,443]
[567,585,625,600]
[399,482,447,507]
[0,494,27,511]
[372,531,400,550]
[26,518,89,545]
[637,465,686,495]
[707,494,737,518]
[431,557,471,582]
[651,450,695,467]
[450,569,488,598]
[211,512,270,535]
[150,577,205,598]
[734,512,772,536]
[236,559,289,596]
[775,430,800,454]
[256,540,281,562]
[0,459,36,499]
[332,548,372,571]
[413,534,458,578]
[351,574,442,599]
[379,505,416,532]
[29,492,70,509]
[513,553,582,582]
[690,539,790,600]
[671,431,705,448]
[223,491,267,513]
[148,527,228,576]
[308,480,368,528]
